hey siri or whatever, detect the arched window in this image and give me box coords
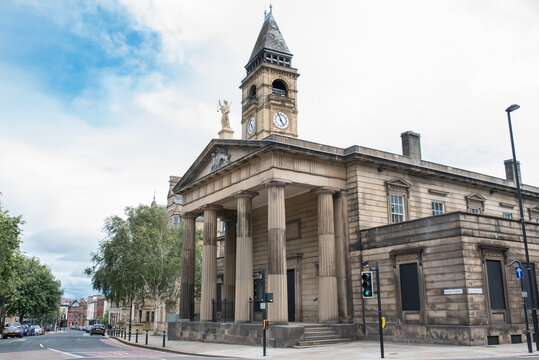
[272,79,287,97]
[249,85,256,98]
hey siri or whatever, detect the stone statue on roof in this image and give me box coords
[218,100,231,130]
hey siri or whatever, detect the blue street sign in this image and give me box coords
[515,266,524,279]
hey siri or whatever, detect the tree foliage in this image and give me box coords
[1,203,62,325]
[0,204,23,327]
[86,205,183,329]
[5,256,63,323]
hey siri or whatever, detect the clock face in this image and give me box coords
[248,117,255,134]
[273,112,289,129]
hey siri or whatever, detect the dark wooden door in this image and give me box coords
[287,269,295,322]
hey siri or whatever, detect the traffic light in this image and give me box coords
[361,271,374,298]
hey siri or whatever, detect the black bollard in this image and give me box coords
[128,329,131,341]
[162,331,166,347]
[135,329,138,343]
[145,330,148,345]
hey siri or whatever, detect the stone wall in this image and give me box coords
[351,212,539,345]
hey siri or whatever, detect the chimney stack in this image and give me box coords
[401,131,422,160]
[504,159,522,183]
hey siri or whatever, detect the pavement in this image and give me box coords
[111,334,539,359]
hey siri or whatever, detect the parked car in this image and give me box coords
[2,322,23,339]
[90,324,105,336]
[84,325,92,333]
[32,325,42,335]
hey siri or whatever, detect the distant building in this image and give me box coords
[67,300,80,327]
[59,298,69,327]
[79,298,87,326]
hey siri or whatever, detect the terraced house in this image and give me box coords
[168,9,539,347]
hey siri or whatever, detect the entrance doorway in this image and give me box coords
[287,269,295,322]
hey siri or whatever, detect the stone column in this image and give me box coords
[333,192,349,320]
[180,214,196,320]
[223,218,237,304]
[234,191,257,322]
[200,206,218,321]
[316,188,338,323]
[267,183,288,324]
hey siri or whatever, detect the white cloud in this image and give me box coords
[2,0,539,298]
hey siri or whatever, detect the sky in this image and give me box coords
[1,0,538,300]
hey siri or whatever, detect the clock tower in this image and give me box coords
[240,8,299,140]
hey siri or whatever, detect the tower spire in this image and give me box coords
[246,7,292,75]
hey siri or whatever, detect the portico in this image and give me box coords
[174,140,351,326]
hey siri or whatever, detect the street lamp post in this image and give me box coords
[506,104,539,350]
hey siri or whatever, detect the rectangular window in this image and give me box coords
[391,194,405,223]
[486,260,506,310]
[502,212,512,219]
[400,263,420,311]
[469,207,482,214]
[432,201,445,216]
[151,311,155,322]
[173,216,179,229]
[138,310,142,322]
[145,311,150,322]
[531,216,539,224]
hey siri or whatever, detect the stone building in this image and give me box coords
[168,9,539,346]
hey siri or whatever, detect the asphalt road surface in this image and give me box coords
[0,329,230,359]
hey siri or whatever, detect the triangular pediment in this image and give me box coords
[385,178,412,188]
[173,139,267,192]
[466,193,486,202]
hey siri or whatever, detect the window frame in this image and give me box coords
[386,179,411,224]
[529,207,539,223]
[391,194,406,223]
[466,193,486,215]
[502,212,512,219]
[432,200,445,216]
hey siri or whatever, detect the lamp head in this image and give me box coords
[506,104,520,113]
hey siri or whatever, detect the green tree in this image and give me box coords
[86,204,182,332]
[85,213,144,333]
[0,205,23,328]
[126,205,182,331]
[6,256,63,323]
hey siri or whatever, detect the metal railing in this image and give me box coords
[211,299,235,322]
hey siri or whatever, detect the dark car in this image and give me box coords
[2,322,23,339]
[90,324,105,336]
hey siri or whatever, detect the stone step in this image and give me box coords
[304,329,333,335]
[303,334,343,341]
[296,338,352,347]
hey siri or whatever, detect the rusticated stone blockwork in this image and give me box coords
[352,212,539,345]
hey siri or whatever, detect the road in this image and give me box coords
[0,329,230,359]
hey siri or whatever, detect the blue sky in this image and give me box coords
[1,0,539,300]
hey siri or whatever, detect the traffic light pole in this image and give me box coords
[376,261,384,359]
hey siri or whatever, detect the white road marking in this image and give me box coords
[40,343,43,347]
[47,348,84,358]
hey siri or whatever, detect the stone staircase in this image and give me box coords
[295,325,351,347]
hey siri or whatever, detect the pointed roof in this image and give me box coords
[248,9,292,64]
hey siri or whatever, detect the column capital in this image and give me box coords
[262,178,292,188]
[312,186,340,195]
[199,204,223,212]
[232,190,259,199]
[180,212,198,219]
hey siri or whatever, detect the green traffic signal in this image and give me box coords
[361,271,374,298]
